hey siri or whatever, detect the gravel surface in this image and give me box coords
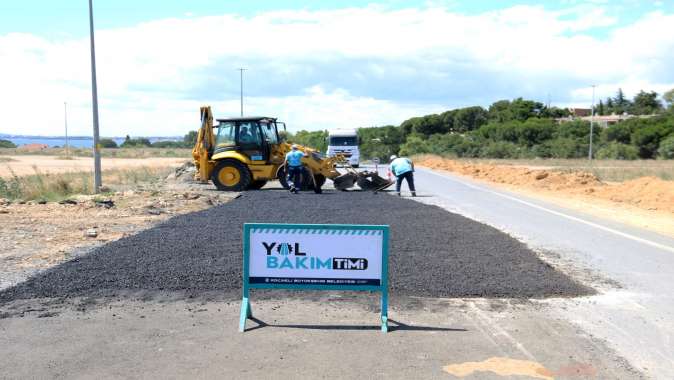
[0,190,592,305]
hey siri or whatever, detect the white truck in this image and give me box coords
[326,129,360,167]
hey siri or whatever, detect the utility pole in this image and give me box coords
[64,102,69,157]
[589,84,596,160]
[88,0,102,192]
[238,68,246,117]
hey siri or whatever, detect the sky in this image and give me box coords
[1,0,673,136]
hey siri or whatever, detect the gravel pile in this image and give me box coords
[0,190,591,304]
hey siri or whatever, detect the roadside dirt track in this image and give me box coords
[0,155,185,177]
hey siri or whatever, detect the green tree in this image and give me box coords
[453,106,488,132]
[399,114,448,136]
[606,97,614,113]
[630,90,662,115]
[487,98,546,122]
[596,100,605,116]
[487,100,514,122]
[99,138,118,148]
[0,139,17,148]
[613,88,631,114]
[183,130,198,147]
[358,125,405,160]
[291,130,328,152]
[540,106,570,118]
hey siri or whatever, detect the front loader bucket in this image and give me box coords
[332,172,358,191]
[356,171,395,191]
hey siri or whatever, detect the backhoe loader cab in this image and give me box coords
[207,116,288,191]
[214,117,282,160]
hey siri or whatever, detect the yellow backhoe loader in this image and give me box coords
[191,106,392,192]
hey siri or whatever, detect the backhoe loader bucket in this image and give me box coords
[333,172,358,191]
[356,171,394,191]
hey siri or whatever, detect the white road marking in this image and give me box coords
[421,169,674,255]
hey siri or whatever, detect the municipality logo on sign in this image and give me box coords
[262,241,368,270]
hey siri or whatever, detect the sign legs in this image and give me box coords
[239,289,253,332]
[380,290,388,333]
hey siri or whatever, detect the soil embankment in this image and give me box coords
[417,156,674,237]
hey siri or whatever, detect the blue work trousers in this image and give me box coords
[288,166,304,188]
[395,171,415,193]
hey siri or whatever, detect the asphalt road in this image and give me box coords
[401,166,674,379]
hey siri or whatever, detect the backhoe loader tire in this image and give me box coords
[277,166,290,190]
[212,160,251,191]
[248,180,268,190]
[277,166,318,191]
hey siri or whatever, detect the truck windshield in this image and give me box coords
[329,136,357,146]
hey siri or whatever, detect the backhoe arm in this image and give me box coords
[192,106,215,182]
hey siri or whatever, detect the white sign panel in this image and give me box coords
[247,226,385,287]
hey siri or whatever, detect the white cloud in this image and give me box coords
[0,5,673,136]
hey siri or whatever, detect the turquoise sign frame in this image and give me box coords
[240,223,390,332]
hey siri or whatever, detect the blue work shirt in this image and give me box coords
[390,157,413,176]
[286,150,305,167]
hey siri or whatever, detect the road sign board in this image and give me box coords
[240,223,390,332]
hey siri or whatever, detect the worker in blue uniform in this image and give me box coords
[389,155,416,197]
[284,144,307,193]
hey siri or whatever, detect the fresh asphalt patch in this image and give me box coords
[0,190,592,309]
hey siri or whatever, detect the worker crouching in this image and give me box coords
[389,155,416,197]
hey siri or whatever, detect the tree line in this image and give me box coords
[289,88,674,160]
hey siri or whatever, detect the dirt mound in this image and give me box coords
[419,157,602,190]
[417,156,674,214]
[595,176,674,213]
[165,161,196,183]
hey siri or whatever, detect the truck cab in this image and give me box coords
[326,129,360,168]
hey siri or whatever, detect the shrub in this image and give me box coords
[596,142,639,160]
[151,140,184,148]
[120,135,152,148]
[0,139,17,148]
[99,138,118,148]
[548,138,586,158]
[631,122,674,158]
[398,135,431,156]
[658,135,674,159]
[479,141,521,158]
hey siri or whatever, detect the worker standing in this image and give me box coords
[389,155,416,197]
[285,144,307,194]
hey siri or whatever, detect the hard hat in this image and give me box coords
[291,144,299,150]
[390,155,397,161]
